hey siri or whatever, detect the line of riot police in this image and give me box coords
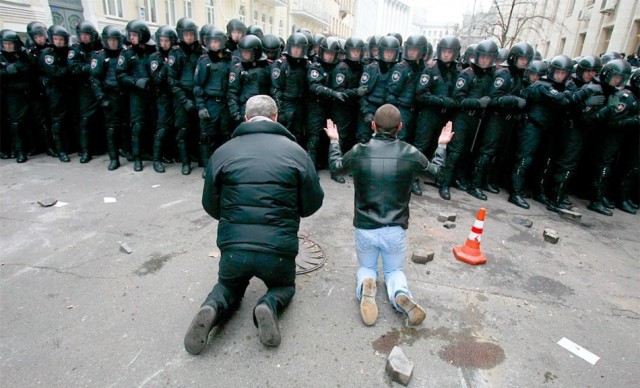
[1,19,638,214]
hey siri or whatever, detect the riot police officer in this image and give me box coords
[246,25,264,40]
[40,25,74,162]
[364,35,383,65]
[459,44,477,70]
[466,42,533,201]
[194,27,232,175]
[149,25,178,173]
[438,39,498,200]
[116,20,156,172]
[1,30,31,163]
[271,32,309,147]
[168,17,202,175]
[90,25,126,171]
[70,21,103,163]
[262,34,282,61]
[225,18,246,61]
[413,36,461,195]
[357,35,400,144]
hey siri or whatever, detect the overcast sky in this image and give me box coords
[411,0,492,25]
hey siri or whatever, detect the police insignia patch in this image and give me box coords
[391,71,401,82]
[229,72,236,83]
[45,55,54,65]
[494,77,505,87]
[550,89,558,95]
[336,73,345,84]
[67,51,75,59]
[456,78,465,88]
[420,74,430,85]
[117,56,124,66]
[90,58,98,69]
[151,61,158,71]
[360,73,370,84]
[310,69,320,78]
[168,56,175,65]
[273,68,281,79]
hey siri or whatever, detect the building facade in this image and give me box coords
[0,0,355,39]
[353,0,412,39]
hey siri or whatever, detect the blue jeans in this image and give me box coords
[355,226,411,311]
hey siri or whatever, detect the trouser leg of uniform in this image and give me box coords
[177,127,191,175]
[78,86,97,163]
[306,102,327,168]
[548,126,582,209]
[396,106,414,142]
[51,121,69,162]
[332,104,357,154]
[414,108,448,156]
[106,127,120,170]
[439,112,474,189]
[508,121,542,208]
[6,90,29,162]
[78,117,91,163]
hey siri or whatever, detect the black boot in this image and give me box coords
[153,160,165,173]
[534,157,552,205]
[483,155,501,194]
[58,152,70,162]
[438,152,459,201]
[199,139,211,174]
[11,123,28,163]
[618,200,637,215]
[588,201,613,216]
[467,155,488,200]
[331,174,345,183]
[78,118,91,163]
[178,129,191,175]
[602,197,615,209]
[618,168,638,214]
[484,183,500,194]
[51,122,69,162]
[439,186,451,200]
[153,128,166,173]
[106,127,120,171]
[588,167,613,216]
[411,178,422,196]
[134,159,143,171]
[16,151,27,163]
[547,171,571,213]
[509,159,530,209]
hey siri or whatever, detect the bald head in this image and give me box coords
[373,104,402,134]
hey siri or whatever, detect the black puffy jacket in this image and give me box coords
[202,118,324,256]
[328,132,446,229]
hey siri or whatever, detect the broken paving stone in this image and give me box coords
[437,212,457,222]
[559,208,582,221]
[411,250,434,264]
[443,221,456,229]
[37,198,58,207]
[543,228,559,244]
[512,216,533,228]
[386,346,413,386]
[119,242,133,254]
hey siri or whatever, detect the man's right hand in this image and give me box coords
[198,109,210,120]
[437,121,454,146]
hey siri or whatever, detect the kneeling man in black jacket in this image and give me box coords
[185,95,324,354]
[325,104,453,326]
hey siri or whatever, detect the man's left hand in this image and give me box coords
[323,119,339,141]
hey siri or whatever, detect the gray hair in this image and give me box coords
[245,95,278,119]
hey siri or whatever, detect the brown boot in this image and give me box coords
[360,278,378,326]
[395,293,426,325]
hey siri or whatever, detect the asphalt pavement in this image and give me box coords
[1,153,639,387]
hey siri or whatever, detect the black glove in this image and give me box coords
[5,64,17,75]
[479,96,491,108]
[135,78,149,90]
[586,95,605,106]
[585,83,603,95]
[426,95,443,106]
[356,86,369,96]
[499,96,517,107]
[82,64,91,74]
[515,97,527,109]
[363,113,374,126]
[442,97,457,109]
[100,99,110,109]
[461,98,480,109]
[183,99,196,112]
[198,109,210,120]
[332,91,347,102]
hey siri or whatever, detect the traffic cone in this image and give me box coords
[453,208,487,265]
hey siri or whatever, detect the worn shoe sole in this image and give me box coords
[184,305,217,355]
[396,294,426,325]
[255,304,281,347]
[360,278,378,326]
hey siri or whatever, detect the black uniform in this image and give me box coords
[27,41,55,156]
[331,58,363,152]
[227,59,271,123]
[306,60,339,166]
[1,46,31,162]
[386,60,421,141]
[272,55,308,147]
[149,47,175,170]
[358,60,393,143]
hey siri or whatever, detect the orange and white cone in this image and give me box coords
[453,208,487,265]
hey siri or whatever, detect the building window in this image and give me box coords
[576,32,586,56]
[262,14,266,30]
[184,0,192,18]
[269,16,273,34]
[558,37,566,54]
[205,0,214,24]
[104,0,124,18]
[144,0,157,23]
[254,11,259,26]
[239,6,245,22]
[600,26,613,53]
[165,0,176,24]
[279,20,283,37]
[567,0,576,16]
[586,0,595,6]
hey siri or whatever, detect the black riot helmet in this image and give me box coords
[298,30,315,57]
[247,25,264,39]
[319,37,340,64]
[297,27,311,34]
[226,18,246,39]
[76,21,99,43]
[176,17,198,42]
[367,35,384,58]
[278,36,285,51]
[344,37,365,62]
[204,27,227,53]
[1,30,23,51]
[48,25,70,46]
[155,25,178,50]
[338,38,347,60]
[402,34,428,61]
[547,55,573,83]
[525,60,548,77]
[600,59,632,87]
[473,40,499,68]
[600,51,622,65]
[27,21,48,42]
[199,24,214,46]
[378,35,400,64]
[262,34,281,60]
[425,42,434,60]
[436,36,461,63]
[237,34,266,62]
[572,56,583,65]
[507,42,534,69]
[387,32,403,46]
[313,33,326,49]
[461,44,477,65]
[630,68,640,88]
[101,25,124,51]
[127,20,151,44]
[534,51,542,61]
[496,48,509,64]
[576,56,602,81]
[285,32,308,59]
